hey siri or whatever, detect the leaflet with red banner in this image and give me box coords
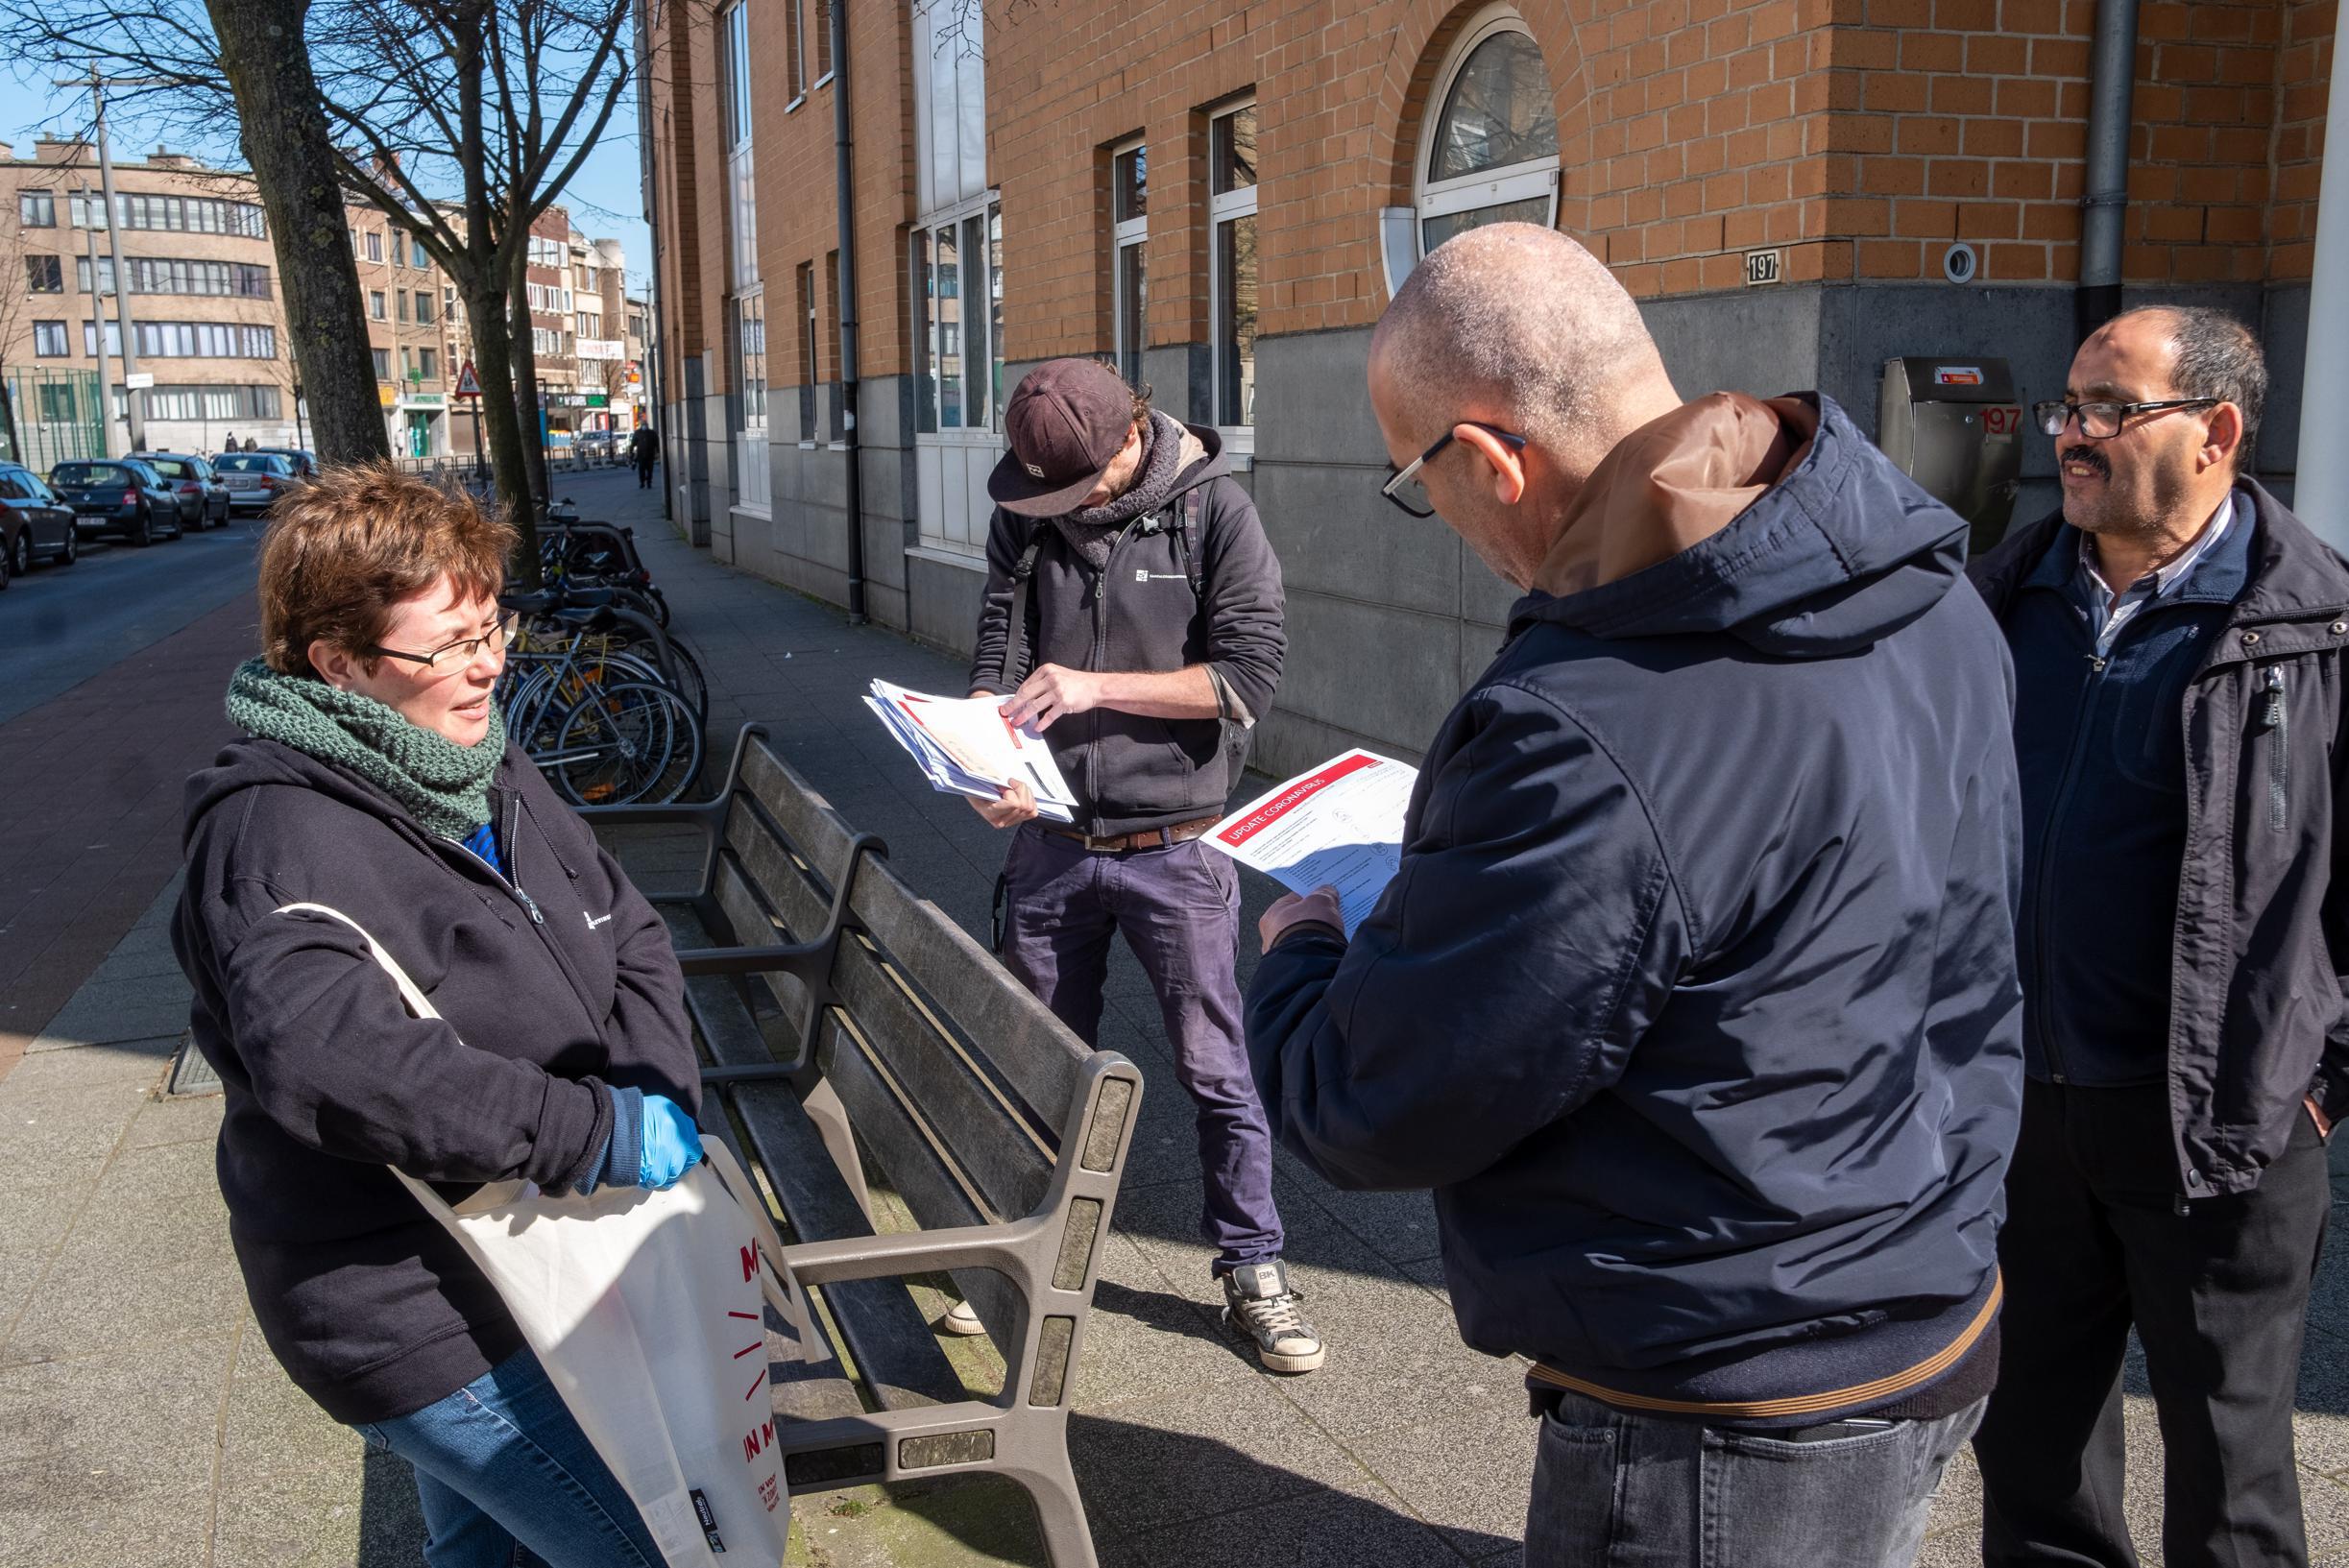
[1202,749,1417,935]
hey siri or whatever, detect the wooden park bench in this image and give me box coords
[585,725,1143,1568]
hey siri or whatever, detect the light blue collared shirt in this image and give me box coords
[2073,497,2236,658]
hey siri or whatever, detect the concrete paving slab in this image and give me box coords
[29,971,202,1051]
[1091,1479,1481,1568]
[1067,1382,1397,1541]
[0,1033,178,1094]
[2,1135,244,1367]
[0,1076,151,1191]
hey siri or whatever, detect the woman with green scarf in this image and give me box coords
[174,462,701,1567]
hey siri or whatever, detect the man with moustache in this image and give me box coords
[1968,306,2344,1566]
[1245,224,2023,1563]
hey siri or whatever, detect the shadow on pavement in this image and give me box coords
[357,1445,430,1564]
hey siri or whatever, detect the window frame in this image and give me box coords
[18,191,56,228]
[1412,6,1560,260]
[1111,137,1148,389]
[909,189,1002,440]
[1207,102,1259,443]
[32,320,68,357]
[25,254,63,294]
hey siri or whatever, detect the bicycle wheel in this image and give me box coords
[549,681,705,807]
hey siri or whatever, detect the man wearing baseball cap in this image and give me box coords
[963,357,1317,1374]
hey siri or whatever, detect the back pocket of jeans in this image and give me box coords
[1526,1416,1621,1566]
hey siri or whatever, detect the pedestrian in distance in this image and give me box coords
[629,424,661,489]
[963,357,1322,1373]
[1968,306,2342,1568]
[173,462,705,1568]
[1245,223,2024,1565]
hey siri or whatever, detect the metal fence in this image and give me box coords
[3,367,105,472]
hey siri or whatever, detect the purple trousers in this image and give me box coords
[998,822,1283,1274]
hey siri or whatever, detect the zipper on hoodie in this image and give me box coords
[2028,643,2111,1084]
[1083,519,1144,836]
[432,790,604,1036]
[2261,665,2288,832]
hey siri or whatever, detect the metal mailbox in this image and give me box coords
[1877,357,2025,559]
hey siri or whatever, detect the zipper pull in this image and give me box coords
[2087,654,2107,673]
[515,887,545,925]
[2261,665,2286,729]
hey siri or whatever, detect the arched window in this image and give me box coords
[1415,8,1559,255]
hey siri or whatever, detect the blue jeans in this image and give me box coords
[1525,1387,1984,1566]
[355,1346,664,1568]
[998,823,1282,1274]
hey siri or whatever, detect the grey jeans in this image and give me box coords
[1524,1387,1984,1566]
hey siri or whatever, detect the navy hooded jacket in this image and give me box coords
[1247,395,2024,1416]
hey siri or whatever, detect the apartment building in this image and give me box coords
[642,0,2333,774]
[0,138,469,465]
[3,140,294,464]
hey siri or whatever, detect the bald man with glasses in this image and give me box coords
[1968,305,2345,1567]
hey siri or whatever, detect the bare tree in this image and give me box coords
[0,0,646,571]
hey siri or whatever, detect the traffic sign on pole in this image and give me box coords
[452,360,483,398]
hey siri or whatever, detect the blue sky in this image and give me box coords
[7,59,652,298]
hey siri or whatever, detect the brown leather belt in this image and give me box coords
[1039,814,1223,854]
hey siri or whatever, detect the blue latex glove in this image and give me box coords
[638,1093,704,1189]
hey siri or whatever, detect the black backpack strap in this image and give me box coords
[999,521,1046,692]
[1174,488,1206,597]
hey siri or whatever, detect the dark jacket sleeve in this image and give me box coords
[215,892,615,1191]
[1244,681,1690,1191]
[593,840,703,1117]
[1199,478,1286,723]
[967,506,1029,697]
[2319,696,2349,1131]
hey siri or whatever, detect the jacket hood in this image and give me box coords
[1171,421,1231,495]
[1512,394,1971,658]
[182,734,496,856]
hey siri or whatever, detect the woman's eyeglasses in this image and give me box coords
[366,612,519,671]
[1379,423,1530,518]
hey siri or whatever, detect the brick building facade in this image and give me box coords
[641,0,2335,775]
[1,139,461,465]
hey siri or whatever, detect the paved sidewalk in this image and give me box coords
[0,468,2340,1567]
[0,591,256,1076]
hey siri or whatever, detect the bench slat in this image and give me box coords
[723,792,837,945]
[712,857,816,1041]
[845,858,1089,1132]
[740,741,862,893]
[830,934,1053,1224]
[733,1073,966,1410]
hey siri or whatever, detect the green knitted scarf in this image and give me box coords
[226,659,507,839]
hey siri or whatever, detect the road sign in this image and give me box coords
[123,372,155,390]
[452,360,483,398]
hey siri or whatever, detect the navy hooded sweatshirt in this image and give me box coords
[1247,394,2024,1420]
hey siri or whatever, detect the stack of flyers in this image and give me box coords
[862,678,1080,822]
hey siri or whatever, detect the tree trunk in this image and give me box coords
[507,246,549,511]
[208,0,388,466]
[465,278,539,585]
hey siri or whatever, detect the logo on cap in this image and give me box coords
[1024,460,1046,477]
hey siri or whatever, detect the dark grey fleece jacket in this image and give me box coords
[173,736,700,1424]
[968,422,1287,835]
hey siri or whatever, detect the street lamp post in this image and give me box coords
[57,71,150,453]
[293,380,306,453]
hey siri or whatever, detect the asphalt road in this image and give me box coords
[0,514,264,725]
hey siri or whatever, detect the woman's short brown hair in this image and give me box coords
[257,461,516,676]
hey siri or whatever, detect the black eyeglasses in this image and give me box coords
[2032,398,2219,440]
[1379,422,1530,518]
[366,612,518,671]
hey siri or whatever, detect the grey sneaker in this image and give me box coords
[1222,1260,1324,1373]
[940,1300,984,1336]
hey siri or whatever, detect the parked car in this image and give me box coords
[47,459,184,545]
[0,462,80,577]
[216,452,299,515]
[247,446,318,480]
[574,431,618,463]
[140,453,233,531]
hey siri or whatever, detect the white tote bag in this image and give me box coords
[277,903,807,1568]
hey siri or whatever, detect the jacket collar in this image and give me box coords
[1980,478,2349,628]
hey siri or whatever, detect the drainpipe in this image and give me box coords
[830,0,868,624]
[2074,0,2140,343]
[2292,34,2348,543]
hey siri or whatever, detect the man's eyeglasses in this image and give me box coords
[1380,422,1530,518]
[2032,398,2219,440]
[366,612,518,672]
